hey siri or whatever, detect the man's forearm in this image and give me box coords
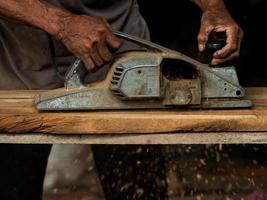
[192,0,227,11]
[0,0,71,37]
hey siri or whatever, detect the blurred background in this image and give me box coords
[43,0,267,200]
[43,145,267,200]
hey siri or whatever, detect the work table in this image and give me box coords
[1,87,267,144]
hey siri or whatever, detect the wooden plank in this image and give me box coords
[1,132,267,144]
[0,90,43,99]
[0,111,261,134]
[0,87,267,134]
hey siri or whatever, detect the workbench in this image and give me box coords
[1,87,267,144]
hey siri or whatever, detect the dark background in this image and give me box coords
[138,0,267,86]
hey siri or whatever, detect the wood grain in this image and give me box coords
[0,87,267,134]
[1,132,267,144]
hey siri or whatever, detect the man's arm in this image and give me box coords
[0,0,120,71]
[192,0,243,65]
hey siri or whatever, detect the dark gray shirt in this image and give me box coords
[0,0,149,89]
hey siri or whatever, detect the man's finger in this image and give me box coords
[213,27,239,59]
[197,25,213,52]
[98,39,112,62]
[90,43,104,67]
[81,55,95,72]
[106,33,120,49]
[211,51,239,65]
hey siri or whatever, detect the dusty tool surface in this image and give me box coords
[35,32,251,111]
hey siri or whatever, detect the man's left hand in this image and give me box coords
[197,7,243,65]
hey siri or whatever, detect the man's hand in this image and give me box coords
[57,15,120,71]
[0,0,120,72]
[193,0,243,65]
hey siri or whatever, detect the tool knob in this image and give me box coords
[206,31,227,51]
[199,31,227,65]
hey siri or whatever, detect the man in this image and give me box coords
[0,0,243,199]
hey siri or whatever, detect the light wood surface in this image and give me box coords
[0,87,267,135]
[1,132,267,144]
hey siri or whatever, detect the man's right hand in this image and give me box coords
[56,15,120,72]
[0,0,120,72]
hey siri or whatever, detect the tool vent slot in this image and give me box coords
[110,65,126,98]
[110,90,125,98]
[115,67,124,72]
[112,76,120,81]
[111,66,125,87]
[111,81,118,85]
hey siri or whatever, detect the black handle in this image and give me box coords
[206,31,227,51]
[198,31,227,65]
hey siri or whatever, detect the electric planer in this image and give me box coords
[35,31,252,110]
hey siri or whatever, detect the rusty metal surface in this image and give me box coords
[35,31,252,111]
